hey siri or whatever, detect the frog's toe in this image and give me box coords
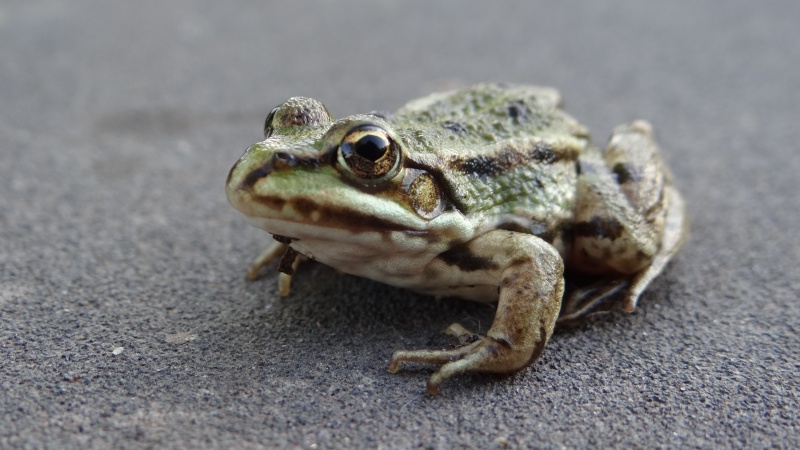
[425,349,490,395]
[557,278,630,324]
[443,322,482,343]
[389,334,539,395]
[277,273,293,297]
[388,339,482,375]
[428,336,541,395]
[388,322,482,374]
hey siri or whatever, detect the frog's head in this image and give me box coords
[226,97,467,249]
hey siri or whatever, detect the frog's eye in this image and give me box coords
[337,125,401,181]
[263,107,279,138]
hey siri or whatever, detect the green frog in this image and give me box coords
[226,83,688,395]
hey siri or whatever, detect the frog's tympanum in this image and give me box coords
[226,84,688,395]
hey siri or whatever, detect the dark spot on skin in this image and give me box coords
[278,246,299,275]
[242,162,274,188]
[457,143,562,179]
[459,154,503,178]
[612,163,641,184]
[290,197,319,218]
[460,147,522,178]
[524,325,550,366]
[507,100,529,123]
[531,146,557,164]
[281,106,320,128]
[438,245,499,272]
[508,257,535,269]
[636,249,652,263]
[254,195,286,211]
[294,109,314,125]
[442,121,468,134]
[574,216,624,240]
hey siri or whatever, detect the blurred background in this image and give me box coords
[2,1,798,448]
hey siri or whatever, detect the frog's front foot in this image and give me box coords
[389,324,541,395]
[245,240,304,296]
[389,231,565,395]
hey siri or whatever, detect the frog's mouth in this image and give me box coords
[226,152,432,238]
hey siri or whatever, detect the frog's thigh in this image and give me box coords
[390,231,564,395]
[571,121,667,275]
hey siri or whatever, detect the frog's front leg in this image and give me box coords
[389,231,564,395]
[246,241,287,280]
[246,240,304,296]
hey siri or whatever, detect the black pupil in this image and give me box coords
[354,135,388,162]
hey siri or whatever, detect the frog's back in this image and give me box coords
[392,83,589,251]
[396,83,563,123]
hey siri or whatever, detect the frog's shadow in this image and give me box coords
[234,264,650,390]
[252,264,500,342]
[231,265,496,379]
[249,265,639,336]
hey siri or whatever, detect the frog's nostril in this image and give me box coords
[236,152,299,191]
[272,152,297,170]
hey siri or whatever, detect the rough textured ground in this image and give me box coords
[2,1,798,448]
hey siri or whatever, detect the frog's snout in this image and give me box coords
[238,158,275,191]
[229,148,294,191]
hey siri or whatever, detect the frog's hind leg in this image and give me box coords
[623,185,688,311]
[557,277,631,324]
[559,186,687,321]
[570,120,688,313]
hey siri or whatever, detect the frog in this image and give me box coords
[225,83,688,395]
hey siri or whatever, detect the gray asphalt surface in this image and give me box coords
[2,1,798,448]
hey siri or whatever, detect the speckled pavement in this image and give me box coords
[2,1,798,448]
